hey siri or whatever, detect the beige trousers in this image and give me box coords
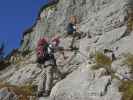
[38,66,53,92]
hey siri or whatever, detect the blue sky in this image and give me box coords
[0,0,48,55]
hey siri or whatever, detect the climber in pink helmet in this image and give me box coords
[36,35,67,97]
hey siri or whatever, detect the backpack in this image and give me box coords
[36,37,49,59]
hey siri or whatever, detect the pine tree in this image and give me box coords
[0,43,5,60]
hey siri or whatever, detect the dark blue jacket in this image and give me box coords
[67,23,76,35]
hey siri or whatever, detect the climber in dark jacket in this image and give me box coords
[66,16,81,50]
[67,16,78,36]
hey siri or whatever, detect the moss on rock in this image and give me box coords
[119,80,133,100]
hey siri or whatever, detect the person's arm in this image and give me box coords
[56,46,68,59]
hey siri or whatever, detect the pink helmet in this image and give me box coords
[51,36,60,47]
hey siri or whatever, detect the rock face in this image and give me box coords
[20,0,132,53]
[0,0,133,100]
[0,87,18,100]
[50,65,121,100]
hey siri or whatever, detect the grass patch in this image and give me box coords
[123,53,133,71]
[110,73,120,80]
[91,64,103,70]
[0,60,10,70]
[95,51,112,66]
[22,50,32,57]
[127,9,133,32]
[90,51,115,77]
[91,51,112,74]
[38,0,59,17]
[46,5,56,11]
[119,80,133,100]
[123,53,133,66]
[0,82,37,99]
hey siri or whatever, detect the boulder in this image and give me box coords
[50,65,121,100]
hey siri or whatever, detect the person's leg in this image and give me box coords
[37,67,46,97]
[70,33,76,49]
[44,66,53,96]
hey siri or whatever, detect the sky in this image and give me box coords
[0,0,48,55]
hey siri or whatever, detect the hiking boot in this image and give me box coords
[42,90,51,97]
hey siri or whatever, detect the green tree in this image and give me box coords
[0,42,5,60]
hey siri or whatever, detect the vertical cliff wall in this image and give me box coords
[20,0,132,57]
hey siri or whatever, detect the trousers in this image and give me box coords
[38,65,53,92]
